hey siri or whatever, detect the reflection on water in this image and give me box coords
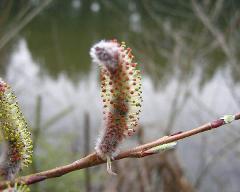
[1,1,240,191]
[3,38,240,191]
[9,39,239,132]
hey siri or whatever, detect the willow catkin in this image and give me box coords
[90,39,142,174]
[3,183,30,192]
[0,79,33,180]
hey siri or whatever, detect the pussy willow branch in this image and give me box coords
[0,112,239,189]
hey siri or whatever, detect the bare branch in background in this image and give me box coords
[0,0,53,50]
[222,72,240,108]
[211,0,224,21]
[84,113,91,192]
[191,0,240,74]
[194,135,240,189]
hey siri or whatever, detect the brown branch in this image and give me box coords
[0,112,239,190]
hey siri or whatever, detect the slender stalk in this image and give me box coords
[84,113,91,192]
[0,112,239,190]
[31,95,42,192]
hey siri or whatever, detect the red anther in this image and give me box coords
[129,71,133,75]
[102,89,106,92]
[130,91,134,94]
[129,115,134,119]
[121,72,126,77]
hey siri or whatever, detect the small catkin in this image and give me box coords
[90,39,142,174]
[3,183,30,192]
[0,79,33,180]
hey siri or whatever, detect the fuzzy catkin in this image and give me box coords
[3,183,30,192]
[90,40,142,160]
[0,79,33,180]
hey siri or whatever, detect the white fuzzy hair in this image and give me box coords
[90,40,120,70]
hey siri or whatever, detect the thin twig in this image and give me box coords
[0,0,53,50]
[191,0,240,74]
[0,112,239,190]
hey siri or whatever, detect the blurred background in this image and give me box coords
[0,0,240,191]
